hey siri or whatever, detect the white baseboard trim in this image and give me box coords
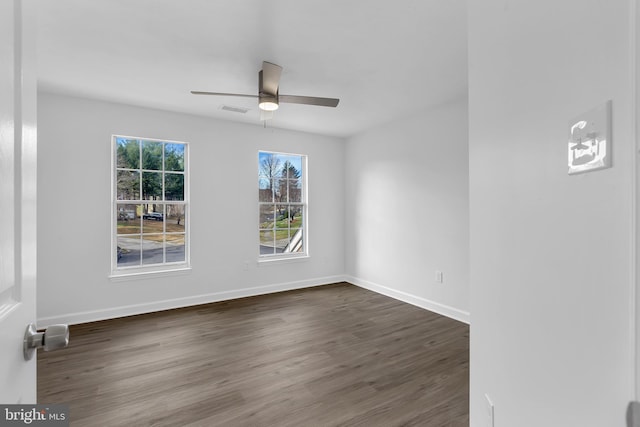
[37,275,470,328]
[345,275,470,324]
[37,275,347,328]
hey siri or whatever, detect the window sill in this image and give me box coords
[258,255,309,266]
[109,266,192,282]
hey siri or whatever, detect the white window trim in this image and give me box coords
[110,135,191,278]
[257,150,309,262]
[257,254,310,266]
[109,266,192,282]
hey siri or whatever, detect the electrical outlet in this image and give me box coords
[435,270,443,283]
[485,394,494,427]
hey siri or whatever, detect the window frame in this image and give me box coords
[110,135,191,278]
[258,150,308,261]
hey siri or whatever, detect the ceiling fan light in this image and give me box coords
[259,100,279,111]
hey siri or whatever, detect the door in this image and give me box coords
[0,0,38,404]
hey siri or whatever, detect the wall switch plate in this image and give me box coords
[485,394,494,427]
[242,261,249,271]
[435,271,443,283]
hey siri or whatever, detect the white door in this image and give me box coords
[0,0,38,404]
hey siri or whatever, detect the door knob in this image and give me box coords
[23,323,69,361]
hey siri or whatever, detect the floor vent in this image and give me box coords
[221,105,249,114]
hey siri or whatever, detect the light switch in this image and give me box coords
[435,271,443,283]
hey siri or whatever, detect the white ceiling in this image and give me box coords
[37,0,467,138]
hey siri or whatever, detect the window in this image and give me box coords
[258,151,307,258]
[112,136,189,274]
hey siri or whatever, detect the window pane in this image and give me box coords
[165,173,184,201]
[142,140,163,170]
[166,204,185,232]
[280,155,303,174]
[281,158,302,180]
[116,138,139,169]
[276,178,288,202]
[142,206,164,234]
[165,143,185,172]
[259,178,273,202]
[274,228,289,252]
[142,172,162,200]
[259,205,275,229]
[117,235,141,267]
[275,204,291,227]
[260,230,276,255]
[273,178,284,202]
[274,205,291,252]
[116,170,140,200]
[289,205,303,229]
[259,152,281,178]
[166,234,185,263]
[284,229,304,253]
[288,180,302,202]
[142,236,164,265]
[117,204,141,234]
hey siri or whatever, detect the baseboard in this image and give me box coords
[345,275,470,324]
[37,275,347,328]
[38,275,470,327]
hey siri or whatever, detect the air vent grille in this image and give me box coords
[220,105,249,114]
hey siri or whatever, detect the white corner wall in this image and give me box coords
[468,1,635,426]
[344,98,470,323]
[37,92,345,326]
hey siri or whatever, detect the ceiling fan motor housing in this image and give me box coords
[258,70,279,111]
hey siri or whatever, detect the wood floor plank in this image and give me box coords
[38,282,469,426]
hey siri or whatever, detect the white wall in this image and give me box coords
[468,1,635,426]
[344,98,470,323]
[37,92,345,326]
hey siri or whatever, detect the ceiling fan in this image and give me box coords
[191,61,339,119]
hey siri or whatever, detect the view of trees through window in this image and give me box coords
[114,136,188,269]
[259,151,306,256]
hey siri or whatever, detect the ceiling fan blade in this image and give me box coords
[190,91,258,98]
[261,61,282,95]
[279,94,340,107]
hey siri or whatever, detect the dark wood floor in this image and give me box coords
[38,283,469,427]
